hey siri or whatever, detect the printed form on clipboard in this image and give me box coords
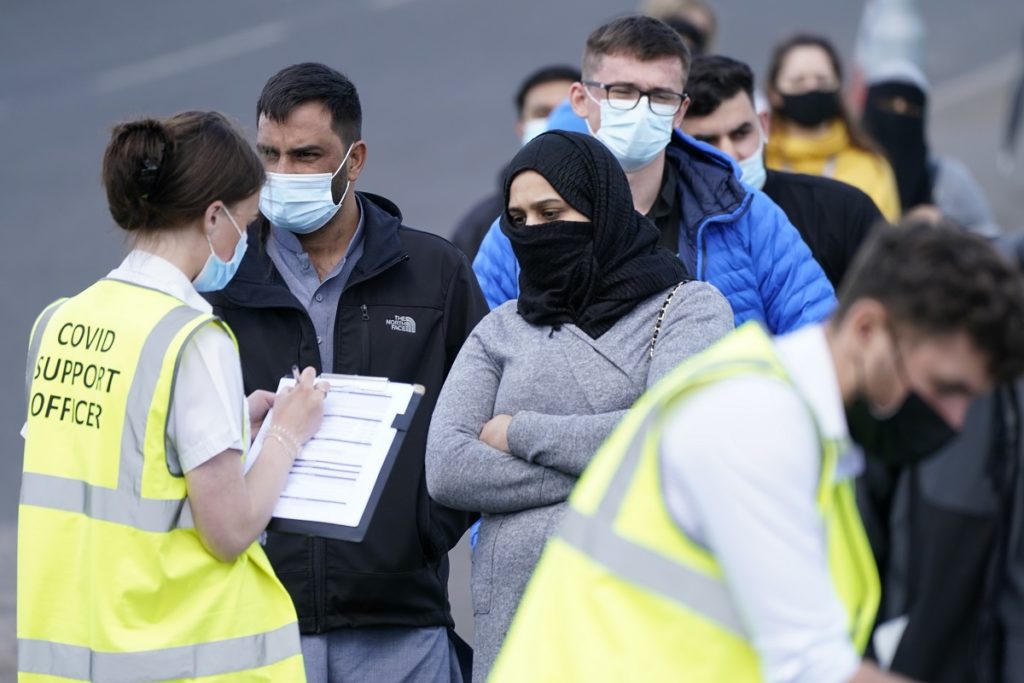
[250,373,424,542]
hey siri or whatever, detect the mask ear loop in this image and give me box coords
[330,143,356,206]
[204,204,244,262]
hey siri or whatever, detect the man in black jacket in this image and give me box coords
[682,54,885,288]
[205,62,488,683]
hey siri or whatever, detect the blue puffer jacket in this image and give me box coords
[472,130,836,333]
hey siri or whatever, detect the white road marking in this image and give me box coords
[370,0,420,10]
[94,21,289,94]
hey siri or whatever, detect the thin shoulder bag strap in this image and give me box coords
[648,281,686,360]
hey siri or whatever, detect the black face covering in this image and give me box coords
[500,131,688,339]
[846,391,958,467]
[779,89,841,128]
[502,220,596,325]
[862,81,932,211]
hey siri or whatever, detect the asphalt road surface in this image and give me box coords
[2,0,1023,674]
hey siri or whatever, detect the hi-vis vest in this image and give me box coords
[18,278,304,683]
[490,323,880,683]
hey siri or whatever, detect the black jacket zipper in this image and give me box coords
[360,304,371,372]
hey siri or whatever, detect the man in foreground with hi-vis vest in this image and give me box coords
[489,219,1024,683]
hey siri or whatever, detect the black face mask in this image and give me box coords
[846,391,958,467]
[502,219,597,328]
[779,89,841,127]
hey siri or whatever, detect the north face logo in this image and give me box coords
[385,315,417,334]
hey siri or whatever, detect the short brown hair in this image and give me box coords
[836,219,1024,380]
[582,15,691,86]
[102,111,264,232]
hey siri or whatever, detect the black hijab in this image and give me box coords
[499,130,687,339]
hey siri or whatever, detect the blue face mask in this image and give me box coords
[585,90,675,172]
[737,127,767,191]
[259,144,354,234]
[192,205,247,293]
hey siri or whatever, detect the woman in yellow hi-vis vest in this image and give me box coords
[489,221,1024,683]
[19,112,328,682]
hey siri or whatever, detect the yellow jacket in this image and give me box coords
[766,119,901,223]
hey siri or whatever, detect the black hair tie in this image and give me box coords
[136,123,170,201]
[138,157,161,200]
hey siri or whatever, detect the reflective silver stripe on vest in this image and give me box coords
[21,304,207,532]
[19,472,193,533]
[25,300,66,399]
[557,506,748,638]
[18,622,300,682]
[598,359,775,518]
[557,360,779,639]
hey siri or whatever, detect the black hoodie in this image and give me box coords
[205,191,487,632]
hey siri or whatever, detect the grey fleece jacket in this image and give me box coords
[425,281,733,679]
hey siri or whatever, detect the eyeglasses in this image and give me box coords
[583,80,688,116]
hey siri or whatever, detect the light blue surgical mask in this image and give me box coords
[259,143,354,234]
[585,90,674,172]
[193,205,247,293]
[737,127,767,191]
[520,117,549,146]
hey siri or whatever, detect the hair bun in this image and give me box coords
[119,120,171,199]
[103,118,174,230]
[102,111,264,233]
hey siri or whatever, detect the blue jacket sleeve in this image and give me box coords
[471,218,521,310]
[748,191,837,334]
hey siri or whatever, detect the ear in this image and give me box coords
[759,111,771,141]
[842,298,888,347]
[569,82,590,118]
[346,141,368,182]
[202,201,224,236]
[674,96,690,130]
[514,119,525,140]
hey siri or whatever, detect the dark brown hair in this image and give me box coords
[766,33,880,154]
[582,15,691,87]
[686,55,755,117]
[102,111,264,232]
[836,219,1024,380]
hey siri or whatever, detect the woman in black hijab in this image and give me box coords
[500,130,693,337]
[426,131,734,679]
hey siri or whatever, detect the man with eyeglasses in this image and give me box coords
[473,15,835,336]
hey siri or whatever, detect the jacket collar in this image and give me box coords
[666,130,749,231]
[216,191,408,309]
